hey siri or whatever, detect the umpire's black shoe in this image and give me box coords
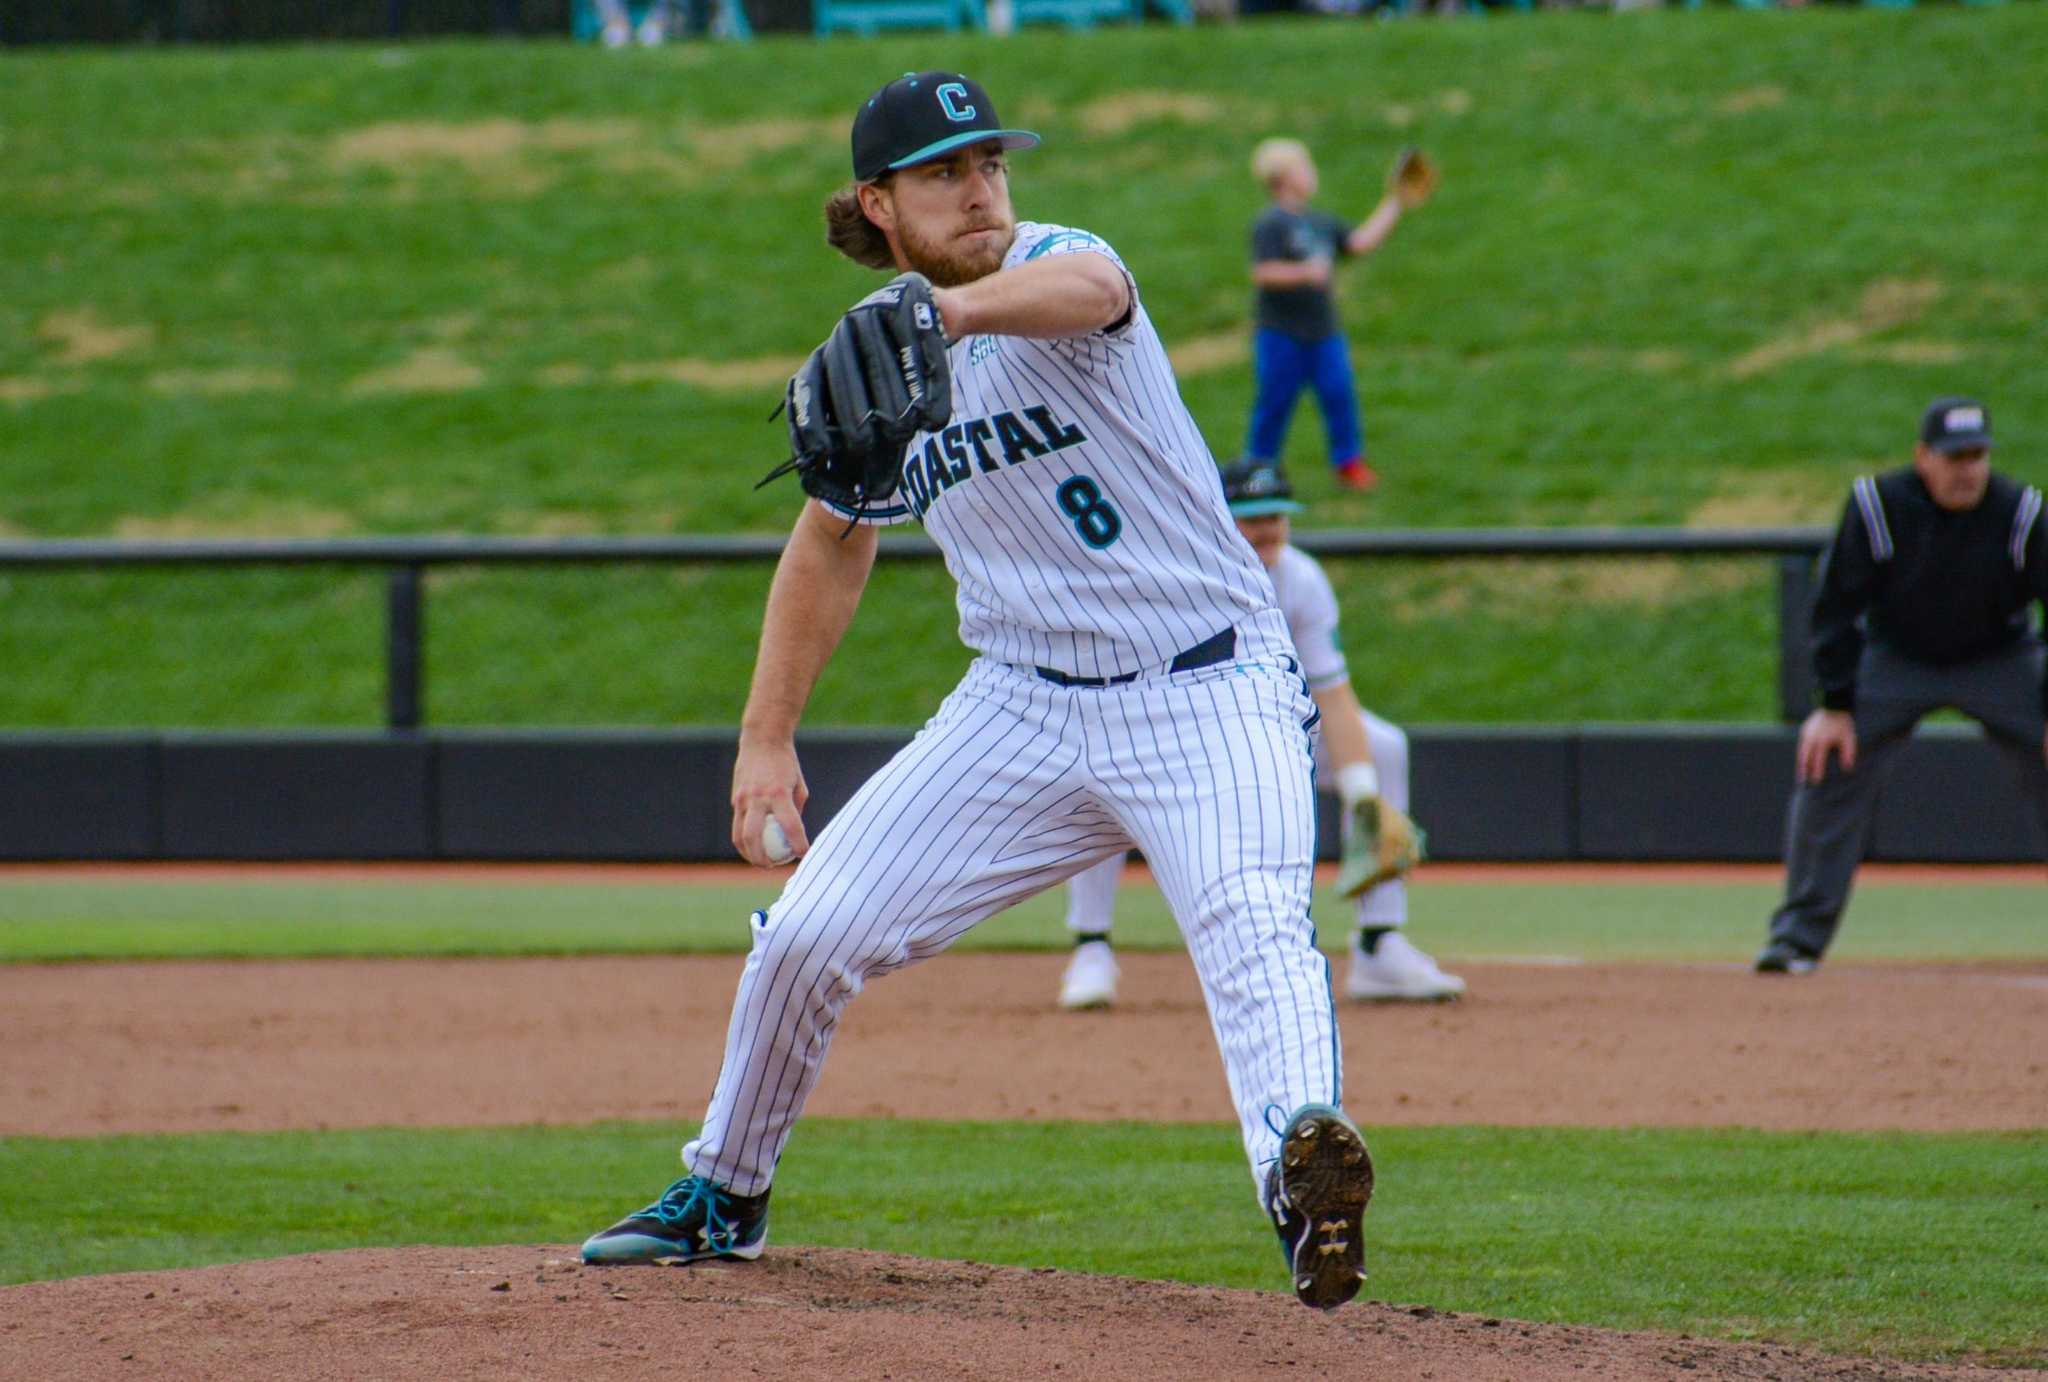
[1754,941,1819,975]
[1263,1104,1374,1311]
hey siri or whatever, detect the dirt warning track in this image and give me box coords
[5,952,2042,1138]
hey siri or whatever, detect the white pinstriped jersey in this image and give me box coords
[1268,545,1350,691]
[831,222,1288,680]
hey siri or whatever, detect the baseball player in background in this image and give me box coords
[1757,396,2048,974]
[1243,139,1433,494]
[582,71,1377,1311]
[1059,459,1463,1010]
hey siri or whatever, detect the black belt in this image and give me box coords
[1035,627,1236,688]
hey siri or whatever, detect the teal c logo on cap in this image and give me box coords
[937,83,976,123]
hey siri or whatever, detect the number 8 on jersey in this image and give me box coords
[1057,475,1122,548]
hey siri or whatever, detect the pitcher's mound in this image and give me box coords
[3,1245,2013,1380]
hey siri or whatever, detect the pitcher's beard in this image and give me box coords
[897,218,1013,287]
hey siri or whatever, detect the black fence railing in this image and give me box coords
[0,526,1829,731]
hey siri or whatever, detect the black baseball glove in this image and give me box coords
[760,272,953,520]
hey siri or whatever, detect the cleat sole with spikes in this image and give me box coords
[1277,1105,1374,1311]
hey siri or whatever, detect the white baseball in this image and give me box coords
[760,816,796,866]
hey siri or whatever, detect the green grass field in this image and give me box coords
[2,871,2043,961]
[6,1120,2045,1364]
[4,10,2044,727]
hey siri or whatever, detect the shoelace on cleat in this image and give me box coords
[641,1176,746,1252]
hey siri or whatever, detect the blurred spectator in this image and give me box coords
[595,0,718,44]
[1243,138,1416,492]
[1756,397,2048,975]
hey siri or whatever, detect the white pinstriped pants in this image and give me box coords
[1066,705,1412,930]
[684,653,1340,1196]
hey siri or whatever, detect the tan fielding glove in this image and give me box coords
[1387,146,1439,211]
[1332,764,1426,899]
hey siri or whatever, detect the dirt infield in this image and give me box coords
[5,953,2043,1138]
[6,887,2043,1378]
[6,1245,2028,1382]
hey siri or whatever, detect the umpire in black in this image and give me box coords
[1757,396,2048,974]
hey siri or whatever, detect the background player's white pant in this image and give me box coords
[685,654,1336,1197]
[1062,844,1125,932]
[1066,706,1410,933]
[1348,710,1408,929]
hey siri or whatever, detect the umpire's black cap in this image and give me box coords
[1919,396,1992,454]
[1220,459,1304,517]
[851,72,1040,183]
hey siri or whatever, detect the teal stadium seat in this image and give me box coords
[1676,0,2003,9]
[572,0,753,41]
[813,0,985,35]
[813,0,1187,36]
[1008,0,1193,28]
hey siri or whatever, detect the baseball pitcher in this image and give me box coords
[581,70,1375,1311]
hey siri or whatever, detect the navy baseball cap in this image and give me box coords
[1919,396,1992,454]
[851,71,1040,183]
[1220,459,1303,517]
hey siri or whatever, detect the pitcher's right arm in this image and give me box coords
[731,500,881,866]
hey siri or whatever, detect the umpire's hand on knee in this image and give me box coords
[1796,709,1858,785]
[732,739,810,867]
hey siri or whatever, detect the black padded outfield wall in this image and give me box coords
[158,734,436,859]
[0,736,159,859]
[0,726,2041,864]
[436,732,735,860]
[1576,726,1796,862]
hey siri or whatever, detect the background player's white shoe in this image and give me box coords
[1346,931,1465,1002]
[1059,940,1119,1010]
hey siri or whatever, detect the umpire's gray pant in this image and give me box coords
[1768,638,2048,958]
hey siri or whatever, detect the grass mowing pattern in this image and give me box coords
[2,876,2044,962]
[3,11,2044,726]
[5,1119,2043,1364]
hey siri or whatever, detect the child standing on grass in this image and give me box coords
[1243,138,1422,493]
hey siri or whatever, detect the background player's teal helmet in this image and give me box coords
[1221,459,1304,518]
